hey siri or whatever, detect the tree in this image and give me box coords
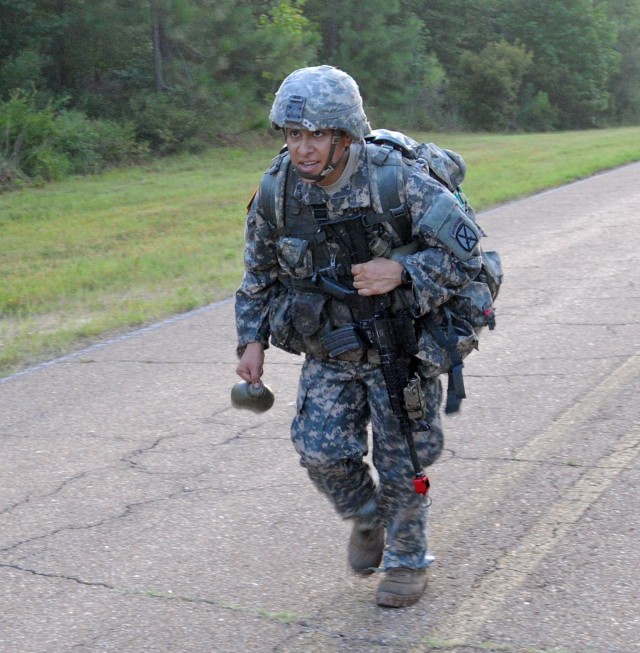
[0,1,41,62]
[150,0,167,92]
[606,0,640,123]
[0,1,54,100]
[1,0,638,168]
[255,0,320,98]
[415,0,501,67]
[452,40,532,131]
[497,0,619,128]
[304,0,446,128]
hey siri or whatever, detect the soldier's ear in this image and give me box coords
[341,132,353,147]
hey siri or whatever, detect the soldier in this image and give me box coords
[235,65,483,607]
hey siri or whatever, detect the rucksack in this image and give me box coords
[363,129,502,413]
[258,129,503,412]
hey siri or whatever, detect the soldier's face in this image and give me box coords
[285,128,352,185]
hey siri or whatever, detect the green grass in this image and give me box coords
[417,127,640,207]
[2,127,640,376]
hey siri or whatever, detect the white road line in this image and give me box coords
[432,420,640,644]
[434,354,640,551]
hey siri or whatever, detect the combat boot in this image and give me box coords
[375,567,427,607]
[347,524,384,576]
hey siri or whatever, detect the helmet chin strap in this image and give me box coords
[294,131,346,183]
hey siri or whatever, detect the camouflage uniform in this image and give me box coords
[235,65,482,572]
[292,356,443,569]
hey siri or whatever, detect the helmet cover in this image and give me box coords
[269,65,371,141]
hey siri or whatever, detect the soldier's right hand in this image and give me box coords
[236,342,265,386]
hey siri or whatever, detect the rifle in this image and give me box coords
[359,310,430,496]
[312,216,430,496]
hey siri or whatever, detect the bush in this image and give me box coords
[517,89,560,132]
[92,119,149,165]
[51,110,104,173]
[28,144,71,181]
[53,110,147,173]
[0,90,60,181]
[0,159,28,190]
[0,91,148,189]
[129,93,211,155]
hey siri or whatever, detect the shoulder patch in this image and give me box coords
[449,216,479,253]
[421,191,482,261]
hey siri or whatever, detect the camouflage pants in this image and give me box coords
[291,355,444,570]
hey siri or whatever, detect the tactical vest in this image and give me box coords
[257,135,501,410]
[261,140,412,249]
[258,142,420,356]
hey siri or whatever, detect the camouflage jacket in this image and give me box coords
[235,142,483,369]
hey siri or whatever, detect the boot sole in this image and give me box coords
[352,566,378,577]
[375,591,422,608]
[375,569,427,607]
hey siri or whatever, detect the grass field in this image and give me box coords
[2,126,640,376]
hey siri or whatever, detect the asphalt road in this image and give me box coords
[1,162,639,653]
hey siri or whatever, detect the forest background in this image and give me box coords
[2,0,640,375]
[2,0,640,187]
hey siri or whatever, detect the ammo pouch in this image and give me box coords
[414,249,502,413]
[276,236,314,278]
[320,324,365,358]
[269,289,305,355]
[448,249,503,331]
[270,288,344,359]
[292,292,328,338]
[478,250,503,301]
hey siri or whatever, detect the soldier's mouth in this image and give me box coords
[298,161,320,171]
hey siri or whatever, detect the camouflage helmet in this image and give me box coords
[269,65,371,141]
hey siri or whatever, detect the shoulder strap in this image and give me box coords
[260,143,414,245]
[258,151,290,229]
[365,143,412,243]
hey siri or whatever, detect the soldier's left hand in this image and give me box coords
[352,258,404,296]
